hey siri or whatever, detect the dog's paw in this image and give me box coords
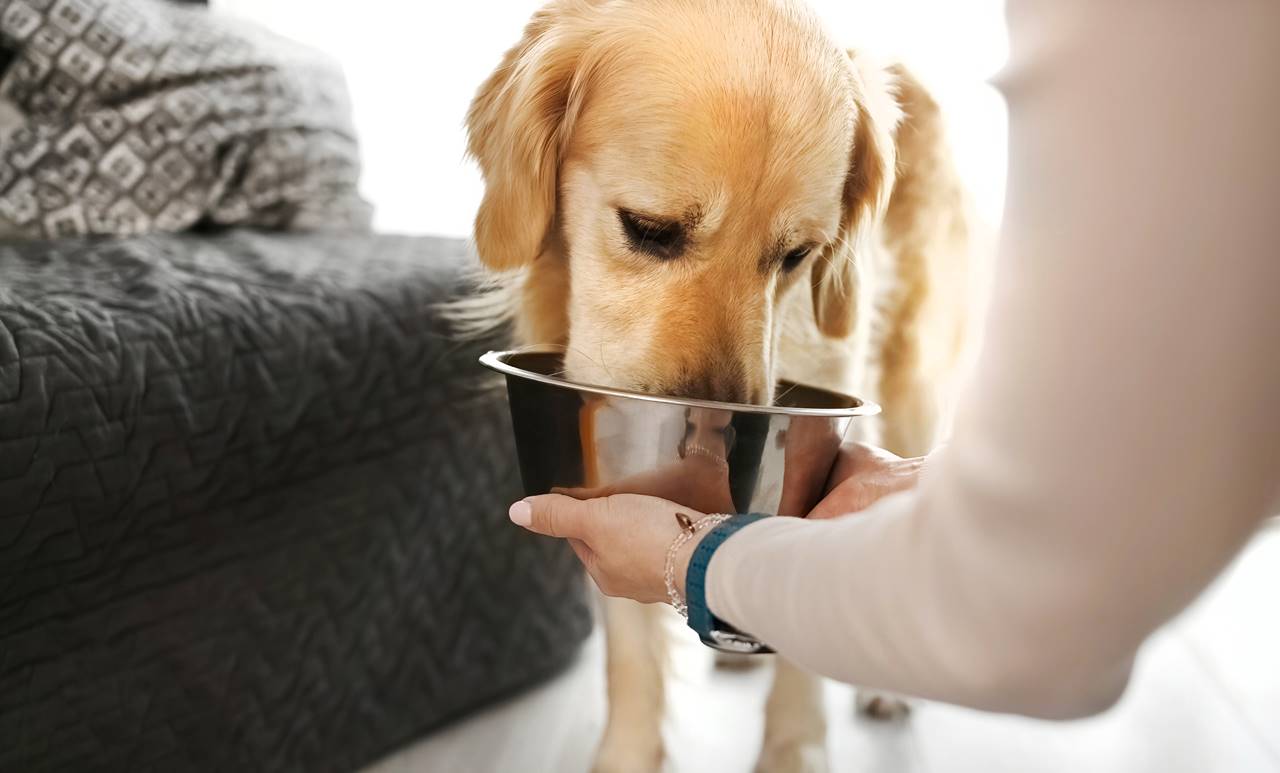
[714,650,767,671]
[591,734,664,773]
[855,689,911,721]
[754,739,828,773]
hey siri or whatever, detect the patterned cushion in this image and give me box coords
[0,0,371,238]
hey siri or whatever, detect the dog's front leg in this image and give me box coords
[757,658,828,773]
[594,596,667,773]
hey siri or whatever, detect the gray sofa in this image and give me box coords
[0,231,592,772]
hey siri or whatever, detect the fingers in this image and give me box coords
[807,488,859,520]
[825,441,898,490]
[566,538,593,564]
[551,484,613,499]
[509,493,592,539]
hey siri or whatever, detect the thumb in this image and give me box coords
[509,493,592,539]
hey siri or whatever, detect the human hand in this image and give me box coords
[552,453,735,517]
[807,442,926,519]
[509,493,707,604]
[776,414,845,516]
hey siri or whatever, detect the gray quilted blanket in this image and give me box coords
[0,232,591,772]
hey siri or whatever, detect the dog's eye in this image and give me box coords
[618,209,685,259]
[780,246,811,272]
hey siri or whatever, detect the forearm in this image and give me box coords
[708,431,1271,717]
[706,0,1280,716]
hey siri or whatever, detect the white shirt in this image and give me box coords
[706,0,1280,718]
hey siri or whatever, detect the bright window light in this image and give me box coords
[213,0,1008,237]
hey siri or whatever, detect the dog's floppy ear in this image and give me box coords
[811,50,903,338]
[466,3,593,271]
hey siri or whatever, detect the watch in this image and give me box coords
[684,513,772,654]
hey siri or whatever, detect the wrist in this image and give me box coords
[663,512,731,619]
[674,531,703,598]
[684,513,773,653]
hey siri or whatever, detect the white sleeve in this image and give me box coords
[705,0,1280,718]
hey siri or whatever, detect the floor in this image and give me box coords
[367,526,1280,773]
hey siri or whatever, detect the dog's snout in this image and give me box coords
[671,360,761,405]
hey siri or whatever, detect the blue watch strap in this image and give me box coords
[685,513,770,644]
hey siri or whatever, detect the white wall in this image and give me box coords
[213,0,1008,237]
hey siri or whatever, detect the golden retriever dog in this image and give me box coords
[466,0,977,770]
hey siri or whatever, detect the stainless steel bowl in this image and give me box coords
[480,347,880,653]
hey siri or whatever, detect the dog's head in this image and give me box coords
[468,0,900,403]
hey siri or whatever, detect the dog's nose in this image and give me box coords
[670,361,761,405]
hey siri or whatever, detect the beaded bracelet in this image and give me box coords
[663,512,732,618]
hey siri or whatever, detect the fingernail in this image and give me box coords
[508,500,532,527]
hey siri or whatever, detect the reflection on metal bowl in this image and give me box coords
[480,347,880,653]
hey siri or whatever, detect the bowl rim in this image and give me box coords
[480,347,881,418]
